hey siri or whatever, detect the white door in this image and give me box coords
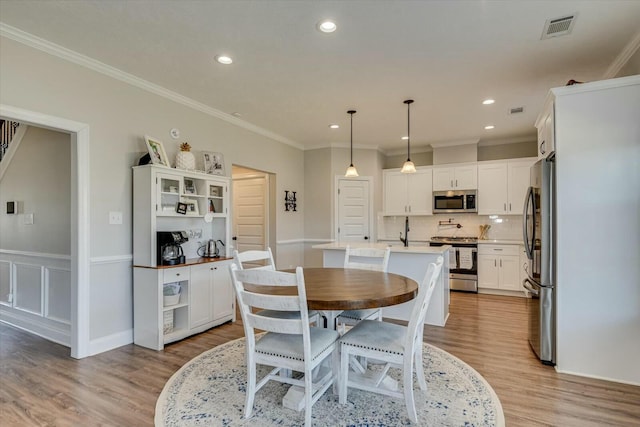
[336,178,371,242]
[232,176,267,253]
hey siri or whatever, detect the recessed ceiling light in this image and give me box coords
[317,20,337,33]
[401,136,409,140]
[231,112,242,117]
[329,124,339,129]
[484,125,495,130]
[215,55,233,65]
[482,99,495,105]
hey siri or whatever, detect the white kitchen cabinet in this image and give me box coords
[536,103,555,159]
[477,158,535,215]
[383,168,432,215]
[478,244,521,292]
[432,163,477,191]
[191,261,234,324]
[133,260,234,351]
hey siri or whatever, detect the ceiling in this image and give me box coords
[1,1,639,153]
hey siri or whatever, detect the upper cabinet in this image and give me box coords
[536,102,555,159]
[133,165,231,267]
[477,158,536,215]
[432,163,477,191]
[383,168,433,216]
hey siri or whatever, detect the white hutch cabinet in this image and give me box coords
[132,165,234,350]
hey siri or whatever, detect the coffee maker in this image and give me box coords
[157,231,188,266]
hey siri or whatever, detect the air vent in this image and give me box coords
[509,106,525,115]
[541,14,577,39]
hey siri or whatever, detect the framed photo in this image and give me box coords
[145,135,170,167]
[203,151,225,175]
[184,178,196,195]
[176,202,187,215]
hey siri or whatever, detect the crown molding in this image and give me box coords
[478,134,537,146]
[429,139,479,148]
[602,30,640,79]
[0,23,304,150]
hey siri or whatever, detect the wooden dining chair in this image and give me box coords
[233,248,321,326]
[335,246,391,334]
[337,256,444,423]
[229,264,339,427]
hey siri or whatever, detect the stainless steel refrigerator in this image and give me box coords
[522,157,555,365]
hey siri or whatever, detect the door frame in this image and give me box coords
[232,172,269,252]
[0,104,90,359]
[334,176,374,242]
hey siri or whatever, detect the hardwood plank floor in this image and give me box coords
[1,293,639,426]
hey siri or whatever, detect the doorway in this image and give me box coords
[0,104,90,359]
[232,166,276,260]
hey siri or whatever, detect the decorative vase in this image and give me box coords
[175,142,195,170]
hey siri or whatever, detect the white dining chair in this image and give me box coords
[229,264,339,427]
[337,256,444,423]
[233,248,321,326]
[335,246,391,334]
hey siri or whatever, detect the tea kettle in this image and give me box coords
[202,239,224,258]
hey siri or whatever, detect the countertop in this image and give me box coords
[378,238,523,246]
[134,257,233,269]
[312,242,450,255]
[477,239,523,245]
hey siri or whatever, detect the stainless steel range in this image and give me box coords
[429,236,478,292]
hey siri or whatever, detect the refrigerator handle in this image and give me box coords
[523,186,535,259]
[522,278,539,296]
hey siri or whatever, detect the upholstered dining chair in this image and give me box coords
[337,256,444,423]
[233,248,321,326]
[335,246,391,334]
[229,264,339,427]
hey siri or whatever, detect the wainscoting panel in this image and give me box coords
[0,260,10,305]
[14,263,42,315]
[45,267,71,324]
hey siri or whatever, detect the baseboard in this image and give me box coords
[89,329,133,356]
[554,367,640,387]
[0,308,70,347]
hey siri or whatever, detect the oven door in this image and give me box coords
[433,193,464,213]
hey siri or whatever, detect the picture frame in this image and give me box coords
[184,178,196,195]
[145,135,170,167]
[203,151,225,175]
[176,202,187,215]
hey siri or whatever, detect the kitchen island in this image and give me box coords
[312,242,451,326]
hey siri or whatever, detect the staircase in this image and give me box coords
[1,119,20,162]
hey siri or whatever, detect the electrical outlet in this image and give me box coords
[23,213,34,225]
[109,211,123,225]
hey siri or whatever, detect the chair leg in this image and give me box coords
[339,344,349,404]
[305,368,313,427]
[403,362,418,423]
[414,346,427,390]
[245,357,256,419]
[332,344,341,395]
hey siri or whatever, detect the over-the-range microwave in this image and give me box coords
[433,190,477,213]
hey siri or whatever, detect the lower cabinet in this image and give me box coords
[133,259,234,350]
[478,245,522,292]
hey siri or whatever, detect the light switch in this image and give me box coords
[23,213,34,225]
[109,211,123,225]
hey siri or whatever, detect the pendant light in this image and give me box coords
[345,110,359,177]
[401,99,416,173]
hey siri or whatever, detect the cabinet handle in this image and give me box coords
[500,259,503,267]
[494,260,497,267]
[504,203,506,211]
[540,140,546,154]
[455,179,458,187]
[509,203,512,212]
[176,273,180,276]
[494,248,503,251]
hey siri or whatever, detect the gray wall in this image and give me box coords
[477,141,537,161]
[0,35,305,347]
[0,126,70,254]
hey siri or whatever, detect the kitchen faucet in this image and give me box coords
[399,216,409,247]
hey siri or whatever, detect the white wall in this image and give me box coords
[553,77,640,385]
[0,36,305,350]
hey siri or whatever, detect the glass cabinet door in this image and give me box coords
[207,182,226,215]
[158,174,181,216]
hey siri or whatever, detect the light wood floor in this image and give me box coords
[1,293,639,426]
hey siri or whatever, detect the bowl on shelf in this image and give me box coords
[163,293,180,306]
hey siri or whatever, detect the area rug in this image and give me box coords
[156,336,505,426]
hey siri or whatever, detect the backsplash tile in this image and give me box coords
[378,213,523,242]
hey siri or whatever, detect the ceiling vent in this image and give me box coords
[541,14,577,39]
[509,106,525,115]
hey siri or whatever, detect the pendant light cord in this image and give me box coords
[405,99,413,161]
[348,110,356,166]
